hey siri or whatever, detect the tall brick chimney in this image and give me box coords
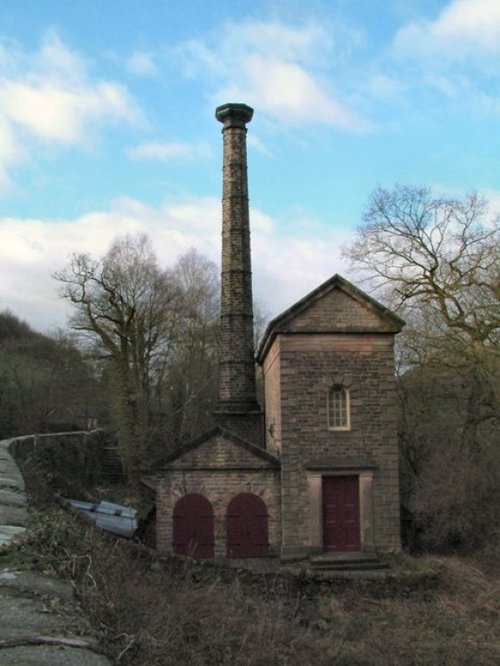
[214,103,263,446]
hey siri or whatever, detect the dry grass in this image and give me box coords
[22,509,500,666]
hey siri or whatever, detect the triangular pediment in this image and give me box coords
[153,427,280,471]
[258,274,404,362]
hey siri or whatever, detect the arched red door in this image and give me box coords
[173,494,214,559]
[227,493,269,558]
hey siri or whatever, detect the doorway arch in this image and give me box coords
[173,493,214,559]
[226,493,269,558]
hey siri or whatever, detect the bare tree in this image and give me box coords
[345,185,499,445]
[159,249,220,445]
[344,185,500,549]
[54,233,182,481]
[345,185,499,352]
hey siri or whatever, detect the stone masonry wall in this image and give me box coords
[215,104,259,414]
[262,339,282,456]
[156,432,281,557]
[276,333,401,556]
[156,468,281,557]
[287,288,397,333]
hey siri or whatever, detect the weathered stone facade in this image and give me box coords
[213,103,263,448]
[155,428,281,558]
[259,276,403,558]
[152,104,404,562]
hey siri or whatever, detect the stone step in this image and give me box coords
[102,462,123,471]
[100,447,124,483]
[304,568,392,581]
[308,553,389,572]
[310,560,388,571]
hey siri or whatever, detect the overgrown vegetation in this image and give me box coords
[6,446,494,666]
[17,507,499,665]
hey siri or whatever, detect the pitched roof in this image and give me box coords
[257,273,405,362]
[151,426,280,470]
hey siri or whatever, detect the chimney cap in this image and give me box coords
[215,103,254,125]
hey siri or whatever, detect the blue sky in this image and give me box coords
[1,0,499,331]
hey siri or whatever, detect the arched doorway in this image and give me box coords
[226,493,269,558]
[173,494,214,559]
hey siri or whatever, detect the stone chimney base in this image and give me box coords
[213,409,264,448]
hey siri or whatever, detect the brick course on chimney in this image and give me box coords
[213,103,263,446]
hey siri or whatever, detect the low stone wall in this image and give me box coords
[0,438,28,549]
[9,430,109,499]
[0,435,112,665]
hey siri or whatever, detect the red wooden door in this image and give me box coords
[322,476,361,552]
[227,493,269,558]
[173,494,214,559]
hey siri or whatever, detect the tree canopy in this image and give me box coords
[54,234,220,480]
[345,185,499,355]
[345,185,500,550]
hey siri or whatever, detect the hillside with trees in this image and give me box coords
[0,310,107,439]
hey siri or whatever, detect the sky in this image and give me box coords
[0,0,499,332]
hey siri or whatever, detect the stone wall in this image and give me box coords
[156,468,281,558]
[262,338,282,456]
[287,287,398,333]
[155,431,281,557]
[0,435,111,665]
[9,431,108,498]
[265,333,401,558]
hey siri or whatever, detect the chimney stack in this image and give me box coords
[214,103,263,445]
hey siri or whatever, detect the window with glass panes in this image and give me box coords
[328,385,349,429]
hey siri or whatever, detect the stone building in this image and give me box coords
[152,103,404,562]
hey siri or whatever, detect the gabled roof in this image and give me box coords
[257,273,405,363]
[151,426,280,471]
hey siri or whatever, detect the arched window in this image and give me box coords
[328,385,350,430]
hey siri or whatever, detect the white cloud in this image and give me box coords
[219,55,361,129]
[366,74,401,98]
[252,226,352,317]
[0,197,351,332]
[2,80,136,144]
[125,50,158,76]
[394,0,500,60]
[247,134,272,157]
[127,140,211,161]
[390,1,500,115]
[179,19,367,130]
[0,32,141,193]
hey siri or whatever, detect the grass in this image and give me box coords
[12,508,499,666]
[0,542,34,570]
[7,460,499,665]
